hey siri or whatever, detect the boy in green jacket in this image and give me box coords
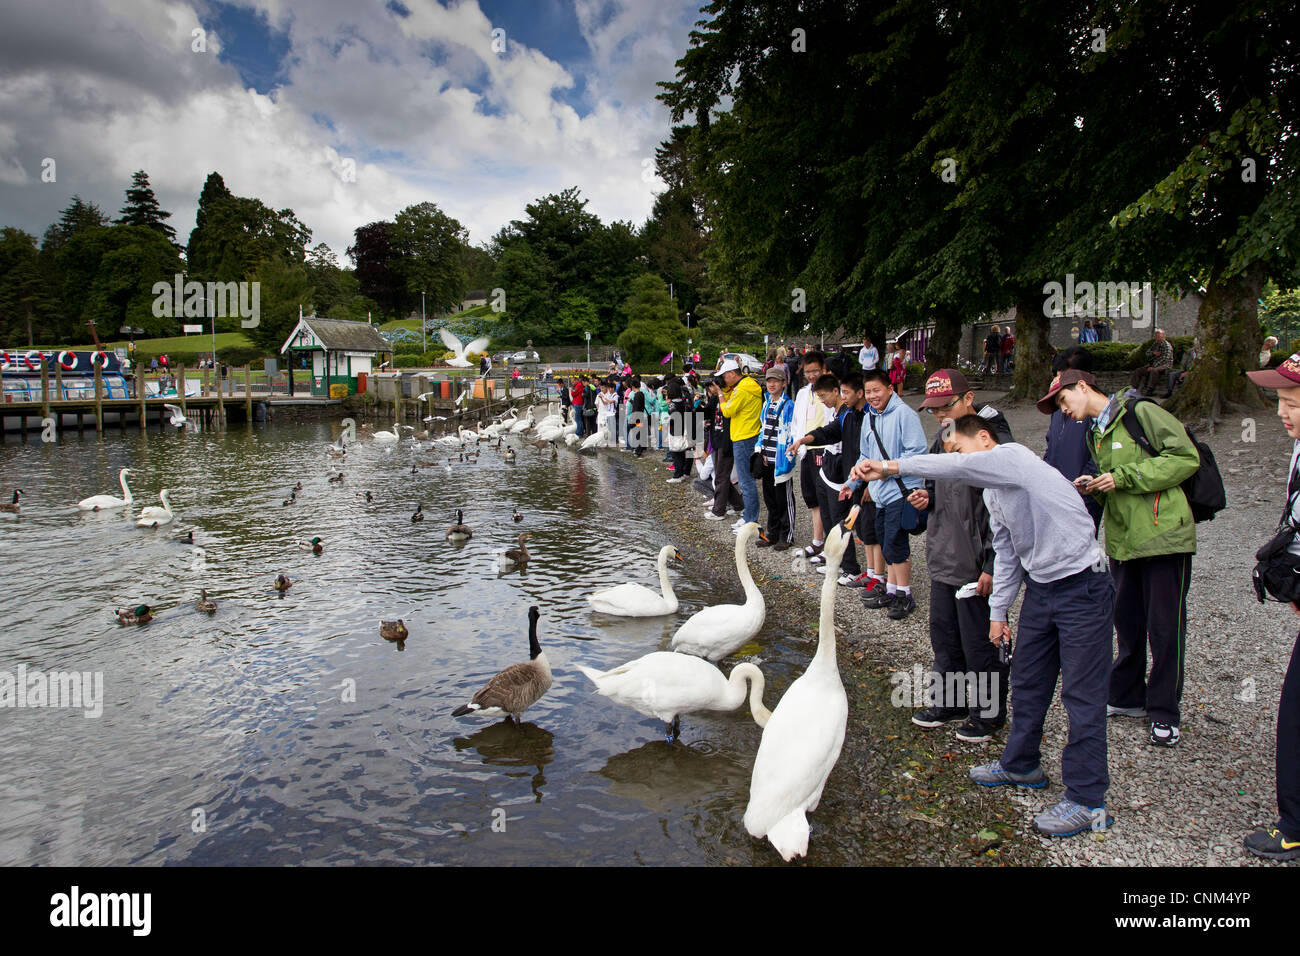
[1044,370,1200,748]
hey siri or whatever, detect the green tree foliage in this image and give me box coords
[116,170,176,244]
[57,224,184,337]
[245,257,314,354]
[347,220,409,320]
[392,201,468,315]
[186,171,312,282]
[492,242,552,338]
[617,274,686,365]
[0,228,58,346]
[553,290,598,340]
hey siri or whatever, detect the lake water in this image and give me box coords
[0,419,829,865]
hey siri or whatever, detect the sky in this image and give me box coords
[0,0,707,257]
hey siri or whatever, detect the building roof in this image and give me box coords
[280,316,392,355]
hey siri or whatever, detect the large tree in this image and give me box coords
[116,170,177,244]
[392,201,468,316]
[617,273,687,365]
[186,171,312,282]
[347,221,409,320]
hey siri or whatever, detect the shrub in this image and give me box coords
[393,355,420,368]
[220,346,268,368]
[1079,342,1138,371]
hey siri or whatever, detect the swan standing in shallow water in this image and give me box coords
[744,506,856,862]
[78,468,134,511]
[372,422,401,444]
[136,489,175,527]
[576,653,770,741]
[670,523,765,660]
[588,544,683,616]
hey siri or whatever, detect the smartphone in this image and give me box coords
[999,636,1013,666]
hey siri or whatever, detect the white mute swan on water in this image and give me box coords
[372,422,402,444]
[576,652,770,741]
[670,522,765,660]
[579,422,611,450]
[743,506,856,862]
[136,489,176,527]
[588,545,682,616]
[508,407,535,434]
[78,468,135,511]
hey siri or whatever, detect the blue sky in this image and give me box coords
[0,0,707,253]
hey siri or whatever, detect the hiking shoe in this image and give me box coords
[888,592,917,620]
[911,706,968,728]
[969,760,1048,789]
[1033,798,1113,837]
[1107,704,1147,718]
[1243,823,1300,861]
[756,536,774,548]
[1149,722,1180,748]
[703,510,726,521]
[844,572,873,588]
[861,588,894,609]
[955,718,1003,743]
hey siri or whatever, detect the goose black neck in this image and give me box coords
[527,607,541,659]
[456,509,463,523]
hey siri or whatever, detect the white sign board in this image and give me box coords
[183,324,203,333]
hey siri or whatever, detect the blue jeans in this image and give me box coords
[732,436,760,524]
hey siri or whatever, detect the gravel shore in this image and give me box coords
[625,389,1296,866]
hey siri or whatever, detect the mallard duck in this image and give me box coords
[274,573,292,592]
[380,619,409,650]
[195,589,217,614]
[328,472,344,484]
[498,532,531,571]
[452,606,551,723]
[411,503,425,523]
[356,491,373,503]
[117,604,153,626]
[512,508,523,523]
[299,536,323,555]
[447,509,472,541]
[293,481,303,492]
[283,491,297,506]
[0,489,24,516]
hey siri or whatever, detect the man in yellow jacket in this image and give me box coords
[719,358,763,529]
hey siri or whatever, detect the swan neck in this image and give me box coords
[657,548,675,601]
[735,532,759,601]
[731,664,770,726]
[816,547,841,668]
[120,471,133,500]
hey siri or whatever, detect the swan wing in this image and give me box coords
[438,327,465,355]
[587,582,672,616]
[670,604,755,659]
[577,653,725,720]
[78,495,125,510]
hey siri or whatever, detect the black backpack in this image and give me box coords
[1120,398,1226,523]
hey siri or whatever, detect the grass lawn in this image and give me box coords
[57,331,253,352]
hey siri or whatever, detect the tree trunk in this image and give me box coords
[1167,264,1267,422]
[25,302,33,348]
[925,309,963,374]
[1007,296,1053,401]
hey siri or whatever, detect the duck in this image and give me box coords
[372,422,402,444]
[78,468,134,511]
[274,573,292,592]
[293,482,303,492]
[446,510,472,542]
[576,653,770,742]
[503,446,516,462]
[0,489,23,516]
[452,606,551,722]
[178,530,194,543]
[195,589,217,614]
[744,506,856,862]
[411,503,425,523]
[328,472,344,484]
[512,508,523,523]
[588,545,683,617]
[283,491,297,506]
[380,619,409,650]
[136,489,175,527]
[497,532,531,571]
[670,522,765,660]
[299,536,324,555]
[326,443,346,458]
[356,490,374,503]
[116,604,153,626]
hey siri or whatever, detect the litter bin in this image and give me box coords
[357,372,368,393]
[440,380,450,399]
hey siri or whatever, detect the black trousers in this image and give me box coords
[928,580,1008,725]
[760,460,796,544]
[1109,552,1193,726]
[1279,630,1300,837]
[815,475,859,575]
[710,442,744,516]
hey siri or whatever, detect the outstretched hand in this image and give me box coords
[851,458,886,483]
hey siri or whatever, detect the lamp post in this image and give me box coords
[585,330,591,368]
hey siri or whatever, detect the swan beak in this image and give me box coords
[843,505,861,530]
[674,550,683,562]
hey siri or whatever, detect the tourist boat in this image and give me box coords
[2,348,135,432]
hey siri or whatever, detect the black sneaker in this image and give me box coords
[1244,823,1300,861]
[1149,722,1180,747]
[888,592,917,620]
[861,588,893,609]
[911,706,968,728]
[756,535,773,548]
[772,541,791,551]
[955,717,1003,743]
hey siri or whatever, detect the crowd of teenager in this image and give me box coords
[550,340,1299,857]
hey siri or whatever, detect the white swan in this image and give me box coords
[536,420,576,443]
[588,545,683,616]
[744,507,855,862]
[136,488,176,527]
[576,652,771,741]
[671,522,765,660]
[508,407,535,434]
[536,402,562,428]
[78,468,135,511]
[162,404,194,429]
[439,328,491,368]
[564,433,580,446]
[579,422,611,450]
[372,422,401,444]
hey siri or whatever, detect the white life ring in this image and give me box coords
[91,350,110,368]
[0,351,10,370]
[23,350,41,370]
[57,350,78,370]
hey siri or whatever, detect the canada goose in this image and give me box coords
[299,536,324,555]
[411,503,425,522]
[744,507,856,862]
[78,468,134,511]
[179,530,194,543]
[588,545,682,616]
[283,491,297,506]
[293,482,303,491]
[447,510,472,541]
[0,489,23,516]
[503,447,516,462]
[136,489,175,527]
[380,619,409,650]
[452,606,551,722]
[497,532,531,571]
[117,604,153,626]
[670,523,765,660]
[328,472,344,484]
[195,589,217,614]
[274,573,292,592]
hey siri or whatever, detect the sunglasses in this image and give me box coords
[926,397,961,413]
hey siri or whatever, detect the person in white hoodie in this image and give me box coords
[789,350,828,556]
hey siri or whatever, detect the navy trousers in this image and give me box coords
[1000,567,1115,808]
[1280,631,1300,837]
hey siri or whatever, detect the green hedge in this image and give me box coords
[1079,337,1193,372]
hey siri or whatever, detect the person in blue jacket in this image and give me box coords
[757,365,798,550]
[1043,347,1103,530]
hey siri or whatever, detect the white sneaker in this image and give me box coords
[731,519,745,530]
[666,477,685,484]
[703,511,726,521]
[816,566,828,575]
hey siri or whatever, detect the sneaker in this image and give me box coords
[888,592,917,620]
[665,476,686,484]
[815,566,828,575]
[911,706,968,728]
[1033,798,1113,837]
[731,518,745,530]
[955,717,1002,743]
[1149,722,1180,747]
[1243,823,1300,861]
[703,511,726,521]
[836,572,858,586]
[756,536,774,548]
[969,761,1048,789]
[844,572,873,588]
[1107,704,1147,718]
[861,588,894,609]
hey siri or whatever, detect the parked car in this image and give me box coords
[715,351,763,375]
[508,350,540,364]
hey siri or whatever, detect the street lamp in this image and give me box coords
[421,292,426,356]
[585,330,591,367]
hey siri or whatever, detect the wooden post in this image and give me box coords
[178,365,187,418]
[40,357,50,421]
[213,365,223,425]
[202,365,210,397]
[138,365,146,429]
[55,361,63,403]
[244,365,252,421]
[93,363,104,433]
[394,374,403,423]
